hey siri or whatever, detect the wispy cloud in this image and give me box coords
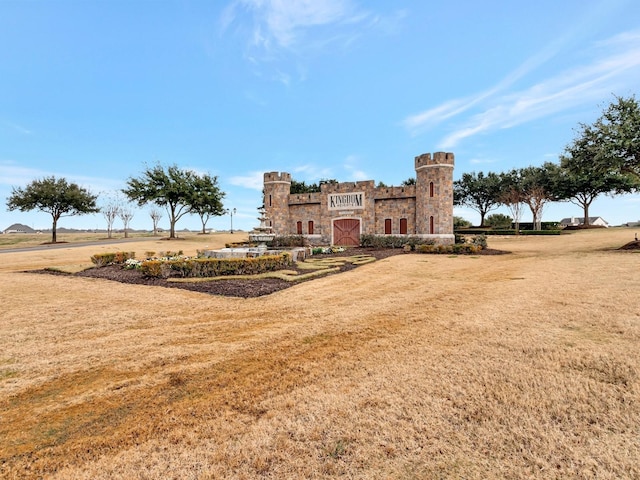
[0,161,121,195]
[342,154,369,180]
[1,120,33,135]
[220,1,405,83]
[229,170,265,191]
[404,27,640,149]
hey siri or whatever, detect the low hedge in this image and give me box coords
[90,251,136,266]
[359,234,435,249]
[415,244,482,254]
[139,253,293,278]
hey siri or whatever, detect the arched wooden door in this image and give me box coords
[333,218,360,246]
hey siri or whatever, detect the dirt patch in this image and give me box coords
[619,240,640,250]
[34,248,507,298]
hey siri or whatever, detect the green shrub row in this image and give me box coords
[139,253,293,278]
[268,235,306,247]
[415,244,483,254]
[359,234,435,249]
[90,251,136,266]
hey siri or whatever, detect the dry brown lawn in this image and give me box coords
[1,229,639,479]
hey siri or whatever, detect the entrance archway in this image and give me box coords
[333,218,360,246]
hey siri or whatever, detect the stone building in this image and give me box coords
[263,152,454,246]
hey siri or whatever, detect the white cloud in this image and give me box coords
[342,154,369,181]
[229,171,265,191]
[408,28,640,149]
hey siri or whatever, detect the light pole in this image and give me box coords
[229,207,236,234]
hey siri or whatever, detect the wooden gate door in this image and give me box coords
[333,218,360,246]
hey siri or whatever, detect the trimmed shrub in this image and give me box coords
[268,235,306,247]
[415,244,481,254]
[140,253,293,278]
[90,252,136,267]
[359,234,435,249]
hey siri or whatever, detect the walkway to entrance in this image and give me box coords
[333,218,360,246]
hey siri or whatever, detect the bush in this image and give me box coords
[415,244,481,254]
[90,252,136,267]
[140,253,293,278]
[268,235,305,247]
[359,234,435,249]
[485,214,512,229]
[454,216,472,228]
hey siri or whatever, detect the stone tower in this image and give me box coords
[415,152,455,243]
[263,172,291,233]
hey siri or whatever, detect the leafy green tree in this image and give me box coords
[555,96,640,225]
[6,176,99,243]
[498,170,525,234]
[401,177,416,186]
[485,213,513,229]
[453,216,472,228]
[519,163,560,230]
[586,95,640,180]
[290,178,338,194]
[555,149,638,226]
[453,171,502,227]
[123,164,225,239]
[189,173,226,234]
[290,180,319,194]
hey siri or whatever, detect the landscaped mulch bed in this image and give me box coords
[35,247,508,298]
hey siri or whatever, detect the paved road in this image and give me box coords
[0,237,146,254]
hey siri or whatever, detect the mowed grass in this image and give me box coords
[0,228,639,479]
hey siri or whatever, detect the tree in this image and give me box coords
[401,177,416,186]
[556,139,638,225]
[189,173,225,234]
[485,213,513,229]
[453,171,502,227]
[149,207,163,236]
[101,197,120,239]
[6,176,99,243]
[123,164,224,239]
[588,95,640,180]
[118,202,135,238]
[498,170,525,234]
[555,96,640,225]
[519,164,559,230]
[453,216,472,228]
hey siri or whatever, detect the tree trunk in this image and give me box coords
[583,203,590,226]
[169,206,177,239]
[51,216,58,243]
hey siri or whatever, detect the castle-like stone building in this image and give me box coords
[263,152,454,246]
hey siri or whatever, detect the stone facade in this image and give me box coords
[263,152,454,245]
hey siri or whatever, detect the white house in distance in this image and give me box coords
[560,216,609,228]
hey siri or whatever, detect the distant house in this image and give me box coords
[560,216,609,228]
[2,223,36,234]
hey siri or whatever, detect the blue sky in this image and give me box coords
[1,0,640,232]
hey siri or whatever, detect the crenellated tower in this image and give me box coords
[263,172,291,234]
[415,152,455,243]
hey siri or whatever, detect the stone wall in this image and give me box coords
[263,152,454,245]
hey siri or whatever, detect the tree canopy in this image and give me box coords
[453,171,502,227]
[189,173,226,234]
[586,95,640,180]
[6,176,99,243]
[122,164,225,239]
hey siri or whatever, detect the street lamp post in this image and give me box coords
[229,207,236,234]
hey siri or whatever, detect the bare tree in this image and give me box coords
[101,197,120,239]
[118,202,135,238]
[149,206,163,236]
